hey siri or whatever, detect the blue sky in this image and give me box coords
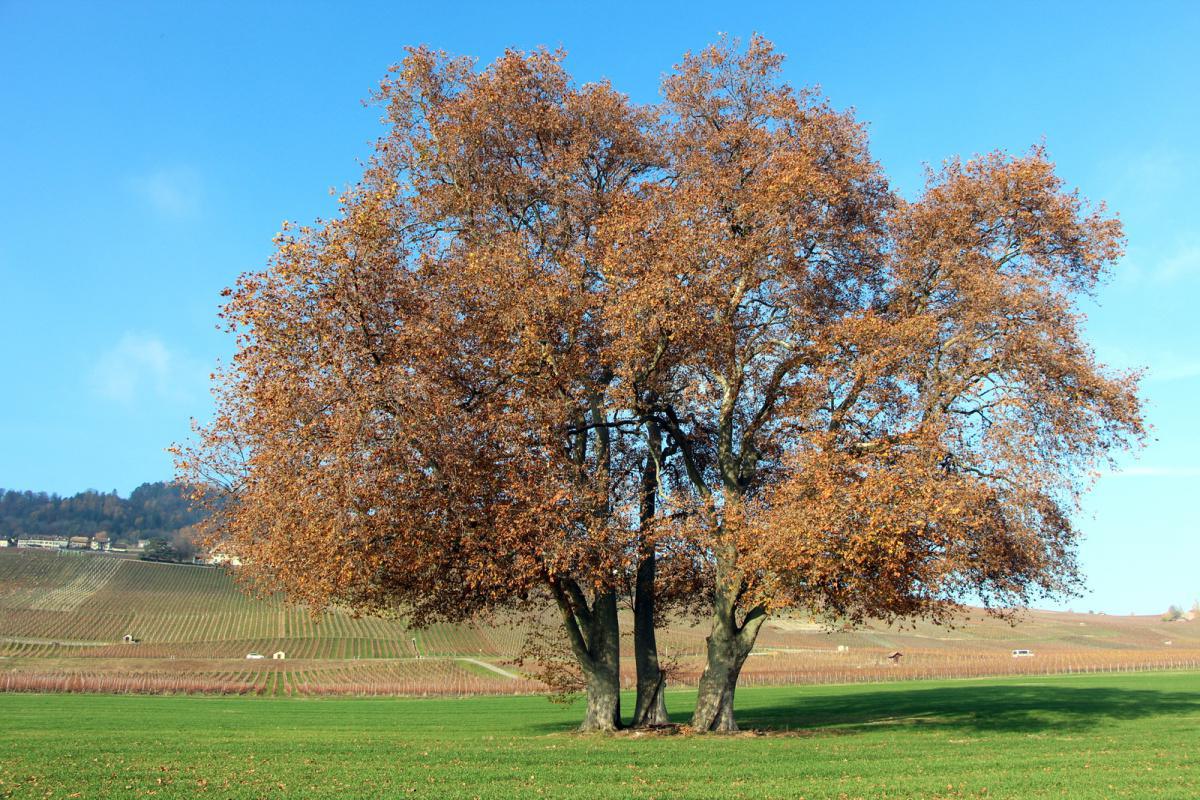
[1,1,1196,614]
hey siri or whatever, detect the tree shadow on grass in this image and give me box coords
[722,681,1200,736]
[527,678,1200,736]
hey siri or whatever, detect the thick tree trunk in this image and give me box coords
[580,660,622,732]
[631,422,669,727]
[691,623,753,732]
[691,577,766,732]
[555,397,622,732]
[631,548,669,727]
[577,590,622,732]
[553,580,622,732]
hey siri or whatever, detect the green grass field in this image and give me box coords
[1,671,1197,799]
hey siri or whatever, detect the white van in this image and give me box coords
[1011,649,1034,658]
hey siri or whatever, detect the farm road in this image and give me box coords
[456,657,519,679]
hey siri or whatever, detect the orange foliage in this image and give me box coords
[175,36,1143,730]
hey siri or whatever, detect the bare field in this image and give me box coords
[2,549,1197,696]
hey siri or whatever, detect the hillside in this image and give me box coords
[2,548,1198,696]
[0,482,202,553]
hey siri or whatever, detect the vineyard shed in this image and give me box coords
[272,651,285,660]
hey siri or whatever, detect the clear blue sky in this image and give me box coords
[1,1,1196,614]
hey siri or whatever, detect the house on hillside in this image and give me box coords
[68,536,90,549]
[0,539,10,547]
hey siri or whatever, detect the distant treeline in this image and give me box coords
[0,482,205,551]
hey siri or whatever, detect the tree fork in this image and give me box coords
[690,629,753,732]
[554,580,623,732]
[691,584,766,732]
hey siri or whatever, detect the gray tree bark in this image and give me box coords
[578,590,622,732]
[632,422,669,727]
[631,546,669,727]
[554,581,623,732]
[690,576,766,732]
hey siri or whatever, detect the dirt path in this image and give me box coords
[456,657,519,679]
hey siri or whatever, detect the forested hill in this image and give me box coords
[0,482,204,546]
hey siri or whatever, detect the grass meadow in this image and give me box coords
[1,671,1197,799]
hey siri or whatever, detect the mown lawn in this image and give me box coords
[1,671,1197,799]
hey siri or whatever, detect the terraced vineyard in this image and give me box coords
[2,548,1198,696]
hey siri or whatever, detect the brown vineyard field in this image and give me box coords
[2,548,1197,697]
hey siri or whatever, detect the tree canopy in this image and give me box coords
[177,36,1143,732]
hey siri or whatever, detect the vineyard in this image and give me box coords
[2,548,1198,697]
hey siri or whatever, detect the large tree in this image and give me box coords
[178,46,667,731]
[605,38,1144,731]
[179,36,1143,734]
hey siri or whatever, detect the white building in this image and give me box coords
[19,536,68,549]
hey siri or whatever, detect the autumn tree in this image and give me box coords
[178,36,1143,735]
[177,46,670,731]
[604,38,1144,731]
